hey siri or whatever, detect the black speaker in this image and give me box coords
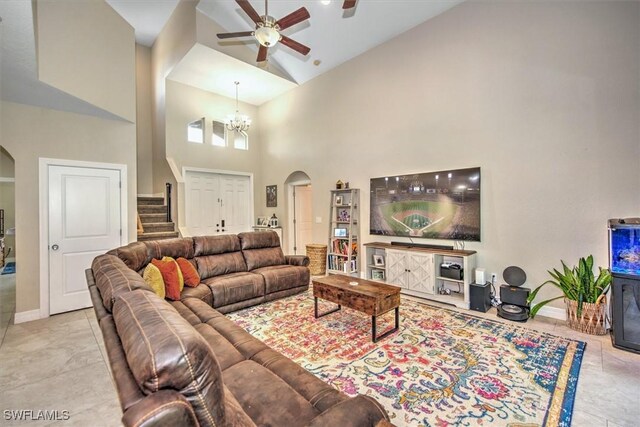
[470,282,491,313]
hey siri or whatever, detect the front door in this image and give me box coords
[48,165,122,314]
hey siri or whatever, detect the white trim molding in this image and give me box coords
[38,158,128,320]
[14,309,44,324]
[536,305,566,321]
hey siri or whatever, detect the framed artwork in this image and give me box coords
[266,185,277,207]
[372,269,385,280]
[335,196,343,206]
[334,228,347,237]
[257,216,268,226]
[373,254,385,267]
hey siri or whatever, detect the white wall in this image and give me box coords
[257,1,640,308]
[35,0,136,122]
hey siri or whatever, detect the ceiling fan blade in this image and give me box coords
[279,35,310,56]
[343,0,357,9]
[257,45,268,62]
[276,7,310,31]
[217,31,255,39]
[236,0,263,25]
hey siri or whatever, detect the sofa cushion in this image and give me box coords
[180,283,213,306]
[177,257,200,287]
[223,360,320,426]
[107,241,149,272]
[202,272,265,308]
[92,255,153,312]
[112,290,225,427]
[145,238,195,261]
[196,252,247,279]
[238,231,286,270]
[151,258,181,301]
[252,265,310,294]
[194,235,241,256]
[142,263,165,299]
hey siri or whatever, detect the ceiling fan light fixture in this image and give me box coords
[254,24,280,47]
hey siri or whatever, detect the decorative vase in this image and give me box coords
[564,296,607,335]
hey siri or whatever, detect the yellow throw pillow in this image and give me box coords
[143,263,166,299]
[162,256,184,292]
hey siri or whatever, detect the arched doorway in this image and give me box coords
[284,171,313,255]
[0,146,16,333]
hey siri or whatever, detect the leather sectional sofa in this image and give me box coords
[86,231,391,427]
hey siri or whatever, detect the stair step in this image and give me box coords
[137,205,167,214]
[139,213,167,224]
[137,231,180,241]
[137,196,164,206]
[141,222,175,233]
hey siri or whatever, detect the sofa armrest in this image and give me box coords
[305,395,390,427]
[122,390,198,427]
[285,255,310,267]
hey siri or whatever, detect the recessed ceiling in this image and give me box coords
[107,0,179,47]
[168,43,298,106]
[198,0,463,84]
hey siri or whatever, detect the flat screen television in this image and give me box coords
[370,167,481,241]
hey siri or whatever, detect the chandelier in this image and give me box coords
[225,81,251,132]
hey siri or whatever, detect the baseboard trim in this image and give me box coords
[14,309,44,324]
[137,193,164,198]
[536,305,566,321]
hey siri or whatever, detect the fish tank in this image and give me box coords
[609,218,640,277]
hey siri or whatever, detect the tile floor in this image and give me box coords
[0,273,638,426]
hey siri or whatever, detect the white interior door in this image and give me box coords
[294,185,313,254]
[49,165,122,315]
[221,175,250,234]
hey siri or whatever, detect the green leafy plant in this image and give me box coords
[527,255,612,318]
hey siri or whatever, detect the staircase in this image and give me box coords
[137,196,179,241]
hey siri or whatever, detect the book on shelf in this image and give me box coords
[327,255,357,273]
[331,239,358,256]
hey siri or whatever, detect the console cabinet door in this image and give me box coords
[407,253,434,294]
[386,250,408,289]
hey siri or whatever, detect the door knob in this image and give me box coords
[51,244,59,251]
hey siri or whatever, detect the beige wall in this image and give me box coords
[35,0,136,122]
[1,101,137,314]
[257,1,640,308]
[151,0,197,198]
[136,44,154,195]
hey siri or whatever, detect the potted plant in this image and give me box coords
[528,255,612,335]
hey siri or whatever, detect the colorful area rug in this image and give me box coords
[1,262,15,275]
[227,291,585,427]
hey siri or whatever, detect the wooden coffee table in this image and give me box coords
[312,275,401,342]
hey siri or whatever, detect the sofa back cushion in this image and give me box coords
[145,238,195,263]
[107,241,149,273]
[194,235,247,279]
[92,255,153,312]
[112,290,226,427]
[238,231,286,271]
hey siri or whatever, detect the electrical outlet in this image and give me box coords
[491,273,497,284]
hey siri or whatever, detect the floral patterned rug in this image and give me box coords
[226,291,585,427]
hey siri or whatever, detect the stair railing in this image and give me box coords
[165,182,172,223]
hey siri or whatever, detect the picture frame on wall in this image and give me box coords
[266,185,277,207]
[373,254,385,267]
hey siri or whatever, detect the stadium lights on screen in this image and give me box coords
[369,167,481,241]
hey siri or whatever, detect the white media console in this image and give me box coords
[364,242,477,309]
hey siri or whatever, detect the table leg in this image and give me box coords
[314,297,341,319]
[372,307,400,343]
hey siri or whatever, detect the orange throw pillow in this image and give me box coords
[151,258,181,301]
[176,257,200,287]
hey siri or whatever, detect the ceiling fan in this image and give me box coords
[343,0,357,9]
[217,0,311,63]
